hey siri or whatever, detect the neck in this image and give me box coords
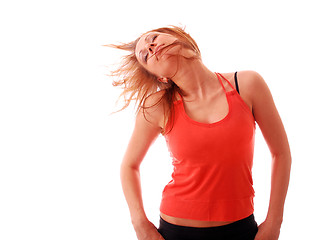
[171,59,220,100]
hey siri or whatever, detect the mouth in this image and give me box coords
[154,45,164,57]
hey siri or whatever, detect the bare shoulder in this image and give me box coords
[141,90,167,129]
[237,70,264,86]
[237,70,266,93]
[143,90,167,108]
[237,70,269,102]
[236,70,279,123]
[220,70,267,112]
[219,70,263,89]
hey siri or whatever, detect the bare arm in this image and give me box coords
[120,92,166,240]
[241,71,292,239]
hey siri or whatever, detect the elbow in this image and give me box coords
[271,152,292,173]
[120,159,141,172]
[120,160,140,180]
[271,145,292,165]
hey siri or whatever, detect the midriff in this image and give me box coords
[160,212,236,228]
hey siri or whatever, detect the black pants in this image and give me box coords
[158,214,258,240]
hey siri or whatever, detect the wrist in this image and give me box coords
[265,208,284,226]
[131,214,149,228]
[265,215,283,227]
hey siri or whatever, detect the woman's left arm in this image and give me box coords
[242,71,292,240]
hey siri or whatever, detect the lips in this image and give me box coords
[154,45,164,57]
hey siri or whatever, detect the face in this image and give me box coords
[135,31,184,79]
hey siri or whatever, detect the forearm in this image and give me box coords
[266,153,292,224]
[120,163,148,226]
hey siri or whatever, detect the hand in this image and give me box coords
[133,219,165,240]
[254,219,281,240]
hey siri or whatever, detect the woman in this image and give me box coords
[108,26,291,240]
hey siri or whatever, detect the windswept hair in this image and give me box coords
[105,25,201,133]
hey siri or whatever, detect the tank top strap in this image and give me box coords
[215,72,236,93]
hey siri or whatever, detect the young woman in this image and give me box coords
[108,26,291,240]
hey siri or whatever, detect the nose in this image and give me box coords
[146,42,157,53]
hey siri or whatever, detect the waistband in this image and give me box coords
[159,214,257,233]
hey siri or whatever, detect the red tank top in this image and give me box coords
[160,73,256,221]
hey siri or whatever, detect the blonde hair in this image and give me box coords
[105,25,201,131]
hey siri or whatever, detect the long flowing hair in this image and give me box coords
[105,26,201,133]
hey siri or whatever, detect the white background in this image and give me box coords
[1,0,334,239]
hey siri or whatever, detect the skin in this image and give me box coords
[120,31,291,240]
[135,31,197,83]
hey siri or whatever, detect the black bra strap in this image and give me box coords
[234,71,240,94]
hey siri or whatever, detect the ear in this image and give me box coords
[158,77,169,83]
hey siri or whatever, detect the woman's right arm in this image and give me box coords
[120,93,166,240]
